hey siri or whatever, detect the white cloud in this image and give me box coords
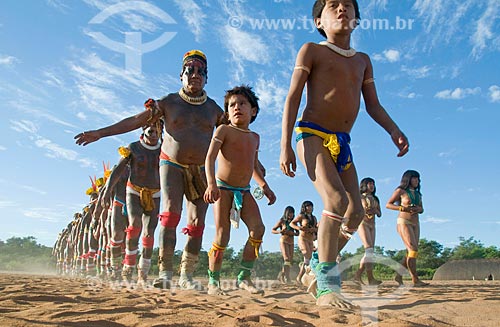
[9,120,94,168]
[438,148,459,158]
[10,120,38,134]
[173,0,207,42]
[401,65,430,79]
[0,55,19,66]
[435,87,481,100]
[46,0,70,12]
[76,112,87,120]
[471,0,499,58]
[384,49,400,62]
[488,85,500,103]
[83,0,168,33]
[42,70,66,89]
[0,145,6,151]
[69,52,146,121]
[423,217,452,224]
[373,49,400,63]
[34,137,79,161]
[0,200,16,208]
[19,185,47,195]
[22,207,64,222]
[254,77,288,117]
[221,25,270,82]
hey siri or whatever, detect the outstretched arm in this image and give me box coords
[74,105,158,146]
[361,55,409,157]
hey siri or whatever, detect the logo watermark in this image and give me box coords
[87,1,177,73]
[228,15,415,33]
[338,255,411,326]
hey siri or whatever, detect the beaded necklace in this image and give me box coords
[178,88,207,105]
[406,189,420,206]
[229,123,251,133]
[319,41,357,58]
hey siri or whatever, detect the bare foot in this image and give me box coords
[306,278,317,299]
[352,273,365,285]
[368,279,382,286]
[300,269,316,289]
[316,292,354,309]
[238,279,264,294]
[152,277,171,289]
[178,277,204,291]
[395,274,403,286]
[413,280,429,287]
[207,284,226,295]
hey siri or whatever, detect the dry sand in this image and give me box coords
[0,272,498,326]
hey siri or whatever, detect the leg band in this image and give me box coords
[159,212,181,228]
[322,210,344,223]
[142,235,154,248]
[180,251,199,275]
[208,243,226,263]
[110,239,123,247]
[181,224,205,238]
[125,225,141,239]
[408,250,418,258]
[123,248,138,266]
[284,260,292,266]
[248,237,263,258]
[208,269,221,286]
[315,262,341,297]
[340,223,357,240]
[237,260,254,282]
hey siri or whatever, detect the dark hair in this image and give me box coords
[300,200,314,215]
[281,206,295,222]
[223,85,260,123]
[312,0,361,38]
[398,170,421,193]
[360,177,380,203]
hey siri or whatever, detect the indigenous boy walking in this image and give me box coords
[280,0,409,307]
[204,86,276,295]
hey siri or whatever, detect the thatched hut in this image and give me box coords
[433,259,500,280]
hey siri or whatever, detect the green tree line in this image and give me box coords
[1,236,499,280]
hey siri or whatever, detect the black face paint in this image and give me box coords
[182,60,207,79]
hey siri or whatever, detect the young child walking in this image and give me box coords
[280,0,409,307]
[204,85,276,295]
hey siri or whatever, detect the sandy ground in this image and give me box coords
[0,272,498,327]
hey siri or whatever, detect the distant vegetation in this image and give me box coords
[0,236,54,272]
[1,236,499,280]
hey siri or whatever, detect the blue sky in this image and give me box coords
[1,0,499,255]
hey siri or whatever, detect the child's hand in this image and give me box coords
[280,146,297,177]
[391,130,409,157]
[262,184,276,205]
[203,184,220,203]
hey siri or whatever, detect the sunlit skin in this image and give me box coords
[74,52,226,288]
[386,172,427,286]
[290,203,317,284]
[204,92,276,295]
[279,0,408,308]
[271,209,296,283]
[354,179,382,285]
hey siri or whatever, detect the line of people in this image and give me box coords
[272,170,427,293]
[61,0,422,308]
